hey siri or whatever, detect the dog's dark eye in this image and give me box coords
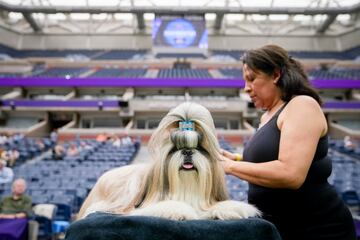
[168,146,208,156]
[168,147,177,155]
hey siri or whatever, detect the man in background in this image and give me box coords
[0,178,34,240]
[0,178,33,219]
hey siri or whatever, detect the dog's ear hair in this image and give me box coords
[193,121,222,162]
[148,117,178,161]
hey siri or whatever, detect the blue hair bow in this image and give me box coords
[179,120,194,131]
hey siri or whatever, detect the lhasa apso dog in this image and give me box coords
[78,102,260,220]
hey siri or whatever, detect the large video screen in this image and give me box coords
[152,15,208,50]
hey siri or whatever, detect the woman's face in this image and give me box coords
[243,63,281,109]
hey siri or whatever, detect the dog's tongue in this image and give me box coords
[182,163,194,169]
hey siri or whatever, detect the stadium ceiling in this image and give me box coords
[0,0,359,36]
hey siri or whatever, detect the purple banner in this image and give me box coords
[1,99,359,109]
[0,218,28,240]
[323,101,360,109]
[0,77,243,88]
[0,77,359,88]
[311,79,360,89]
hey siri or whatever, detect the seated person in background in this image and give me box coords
[52,143,66,160]
[121,135,133,146]
[67,143,79,157]
[0,178,33,219]
[50,129,58,145]
[0,178,34,240]
[343,135,356,151]
[0,159,14,184]
[12,133,24,143]
[10,149,20,167]
[1,151,10,165]
[79,141,92,151]
[35,139,45,152]
[96,133,108,143]
[111,136,122,148]
[2,149,20,167]
[0,134,8,145]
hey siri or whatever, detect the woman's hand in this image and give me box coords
[15,213,26,218]
[0,214,16,219]
[220,149,238,174]
[221,149,239,160]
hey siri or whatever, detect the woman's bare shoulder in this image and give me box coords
[288,95,320,107]
[279,95,325,130]
[284,95,322,115]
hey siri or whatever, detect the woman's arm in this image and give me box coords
[222,96,327,189]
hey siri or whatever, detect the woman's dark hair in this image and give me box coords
[242,44,322,105]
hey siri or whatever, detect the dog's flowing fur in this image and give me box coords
[78,102,260,220]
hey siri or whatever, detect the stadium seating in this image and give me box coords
[33,203,58,240]
[31,67,90,78]
[0,73,24,78]
[93,50,147,60]
[309,68,360,80]
[7,139,138,217]
[157,69,213,78]
[0,43,359,80]
[0,136,52,166]
[0,45,100,59]
[328,144,360,205]
[219,68,243,78]
[155,53,206,59]
[89,68,147,78]
[290,46,360,60]
[212,50,244,60]
[1,44,359,61]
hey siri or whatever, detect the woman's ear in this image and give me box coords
[273,68,281,84]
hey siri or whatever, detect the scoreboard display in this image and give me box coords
[152,15,208,53]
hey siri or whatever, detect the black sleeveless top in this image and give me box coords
[243,105,356,240]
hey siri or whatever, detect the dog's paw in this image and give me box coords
[203,200,261,220]
[130,200,199,220]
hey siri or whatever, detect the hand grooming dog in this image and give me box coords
[78,102,260,220]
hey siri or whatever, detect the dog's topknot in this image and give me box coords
[170,127,202,150]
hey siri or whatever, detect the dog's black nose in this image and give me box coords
[181,149,195,170]
[181,149,193,156]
